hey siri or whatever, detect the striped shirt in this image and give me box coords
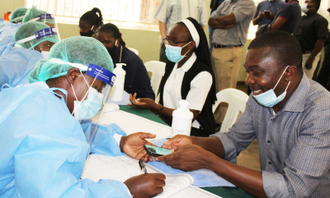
[214,74,330,197]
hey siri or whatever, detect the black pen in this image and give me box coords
[139,159,147,174]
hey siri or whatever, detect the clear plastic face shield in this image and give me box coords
[29,13,61,41]
[48,58,116,144]
[15,27,57,54]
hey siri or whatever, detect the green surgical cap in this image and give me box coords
[9,7,28,23]
[29,36,114,83]
[14,21,59,49]
[22,6,55,25]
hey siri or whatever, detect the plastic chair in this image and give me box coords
[213,88,249,133]
[127,47,139,55]
[144,61,166,95]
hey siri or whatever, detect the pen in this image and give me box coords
[139,159,147,174]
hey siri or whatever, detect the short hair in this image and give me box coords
[248,31,302,71]
[80,7,103,28]
[98,23,126,47]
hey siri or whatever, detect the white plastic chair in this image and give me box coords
[213,88,249,133]
[127,47,139,55]
[144,61,166,95]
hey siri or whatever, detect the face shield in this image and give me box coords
[15,27,58,51]
[48,58,116,122]
[29,14,61,41]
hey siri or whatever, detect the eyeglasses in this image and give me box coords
[164,37,191,46]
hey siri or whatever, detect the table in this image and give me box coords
[119,106,254,198]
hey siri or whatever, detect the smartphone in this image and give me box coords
[264,10,271,14]
[144,144,172,157]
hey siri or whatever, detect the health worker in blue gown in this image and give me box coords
[0,36,165,198]
[0,7,27,46]
[0,21,59,88]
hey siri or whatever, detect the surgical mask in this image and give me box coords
[41,51,49,59]
[107,39,119,56]
[80,26,95,37]
[301,4,309,13]
[165,41,191,63]
[252,66,291,108]
[71,74,104,120]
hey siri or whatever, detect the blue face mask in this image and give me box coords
[165,41,191,63]
[71,74,104,120]
[252,66,291,108]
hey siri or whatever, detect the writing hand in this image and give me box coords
[124,173,166,198]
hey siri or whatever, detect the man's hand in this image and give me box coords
[161,135,193,150]
[128,93,156,109]
[264,12,274,20]
[120,132,156,162]
[305,58,314,70]
[156,144,217,171]
[258,12,265,19]
[124,173,166,198]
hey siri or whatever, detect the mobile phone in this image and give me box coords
[264,10,270,14]
[144,144,172,157]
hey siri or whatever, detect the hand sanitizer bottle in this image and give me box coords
[171,100,193,137]
[110,63,126,101]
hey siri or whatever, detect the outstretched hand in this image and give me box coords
[128,93,156,109]
[161,135,193,150]
[124,173,166,198]
[156,144,215,171]
[120,132,156,162]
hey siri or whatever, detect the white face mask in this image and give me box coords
[71,73,104,120]
[41,51,50,59]
[301,3,309,13]
[252,66,291,108]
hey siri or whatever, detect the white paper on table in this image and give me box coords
[81,154,222,198]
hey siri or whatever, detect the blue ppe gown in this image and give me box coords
[0,44,43,88]
[0,22,21,45]
[0,82,131,198]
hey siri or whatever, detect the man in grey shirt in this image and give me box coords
[157,31,330,197]
[208,0,255,124]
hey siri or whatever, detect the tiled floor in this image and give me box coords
[235,82,261,171]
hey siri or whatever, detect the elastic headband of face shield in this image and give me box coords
[16,27,57,49]
[48,58,116,86]
[29,13,55,24]
[13,15,25,23]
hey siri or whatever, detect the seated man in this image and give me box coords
[157,31,330,197]
[0,36,165,197]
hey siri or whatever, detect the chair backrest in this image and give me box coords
[213,88,249,133]
[144,61,166,95]
[127,47,139,55]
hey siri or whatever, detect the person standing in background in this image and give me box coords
[315,7,330,87]
[79,7,103,38]
[293,0,328,79]
[154,0,208,62]
[209,0,224,53]
[270,0,301,33]
[253,0,286,28]
[208,0,255,126]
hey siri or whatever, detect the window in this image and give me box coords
[26,0,162,30]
